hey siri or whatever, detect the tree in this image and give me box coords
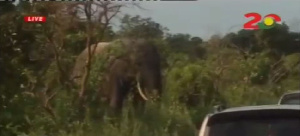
[0,2,41,134]
[117,14,167,39]
[0,2,15,16]
[166,33,205,60]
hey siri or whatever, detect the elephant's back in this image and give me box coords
[93,42,111,53]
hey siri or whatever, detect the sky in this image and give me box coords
[117,0,300,40]
[13,0,300,40]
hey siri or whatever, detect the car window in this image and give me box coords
[205,111,300,136]
[208,120,268,136]
[280,94,300,105]
[207,118,300,136]
[281,99,300,105]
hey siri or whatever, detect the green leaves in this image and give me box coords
[283,53,300,69]
[118,15,166,39]
[1,1,300,135]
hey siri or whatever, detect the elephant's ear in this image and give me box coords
[106,55,116,67]
[71,42,111,84]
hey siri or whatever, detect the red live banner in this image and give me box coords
[24,16,46,23]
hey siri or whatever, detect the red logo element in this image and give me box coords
[24,16,46,23]
[243,12,281,30]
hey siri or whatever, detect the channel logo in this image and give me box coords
[243,13,281,30]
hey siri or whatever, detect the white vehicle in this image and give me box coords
[278,91,300,105]
[198,105,300,136]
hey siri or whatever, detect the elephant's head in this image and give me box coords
[125,39,162,102]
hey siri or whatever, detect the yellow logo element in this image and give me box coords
[264,17,274,26]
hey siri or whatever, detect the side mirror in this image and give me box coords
[213,104,226,113]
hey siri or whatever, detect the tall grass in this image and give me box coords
[24,96,199,136]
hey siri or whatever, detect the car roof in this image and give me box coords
[217,105,300,114]
[281,90,300,96]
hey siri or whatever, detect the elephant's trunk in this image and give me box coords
[136,81,149,101]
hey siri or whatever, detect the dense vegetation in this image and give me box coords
[0,1,299,136]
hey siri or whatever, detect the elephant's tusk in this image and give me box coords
[137,81,149,101]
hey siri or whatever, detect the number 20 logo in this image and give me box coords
[243,12,281,30]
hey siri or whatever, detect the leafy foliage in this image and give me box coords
[0,2,299,136]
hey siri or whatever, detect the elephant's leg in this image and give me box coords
[133,90,146,113]
[109,78,130,116]
[109,89,123,115]
[107,83,122,126]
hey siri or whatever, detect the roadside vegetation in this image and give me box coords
[0,1,299,136]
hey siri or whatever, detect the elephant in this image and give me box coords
[71,38,162,114]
